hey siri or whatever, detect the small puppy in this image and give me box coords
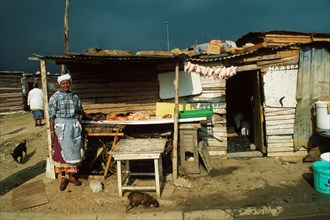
[126,191,160,212]
[11,140,27,163]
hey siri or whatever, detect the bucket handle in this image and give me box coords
[324,178,330,188]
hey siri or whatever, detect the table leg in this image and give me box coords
[159,155,163,184]
[154,158,160,197]
[125,160,130,185]
[117,160,122,197]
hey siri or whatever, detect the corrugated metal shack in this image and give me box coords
[37,51,210,178]
[0,71,59,114]
[41,51,186,115]
[189,31,330,158]
[0,71,28,113]
[34,31,329,180]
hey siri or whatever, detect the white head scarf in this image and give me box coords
[57,73,72,84]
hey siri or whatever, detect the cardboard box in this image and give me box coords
[156,102,194,117]
[207,44,222,55]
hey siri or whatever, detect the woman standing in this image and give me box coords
[27,82,44,126]
[48,73,99,191]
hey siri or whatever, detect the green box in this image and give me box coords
[179,107,213,118]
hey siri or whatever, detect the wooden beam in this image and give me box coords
[172,63,179,181]
[40,60,55,179]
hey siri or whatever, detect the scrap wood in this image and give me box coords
[12,179,49,210]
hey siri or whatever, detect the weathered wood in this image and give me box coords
[72,81,159,90]
[40,60,55,179]
[267,139,294,144]
[173,62,179,181]
[265,115,295,120]
[202,138,228,147]
[267,135,293,140]
[244,42,267,52]
[266,128,294,135]
[257,55,299,66]
[276,50,300,58]
[264,108,296,116]
[208,150,227,157]
[63,0,69,53]
[243,54,278,63]
[237,64,258,72]
[198,141,212,172]
[267,142,294,148]
[266,124,294,130]
[265,119,294,126]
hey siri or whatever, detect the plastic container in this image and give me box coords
[320,152,330,162]
[312,161,330,194]
[241,121,250,136]
[179,107,213,119]
[315,101,330,130]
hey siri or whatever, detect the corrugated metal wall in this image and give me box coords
[294,43,330,150]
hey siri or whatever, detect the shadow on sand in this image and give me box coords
[0,160,46,195]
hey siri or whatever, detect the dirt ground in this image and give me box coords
[0,112,329,215]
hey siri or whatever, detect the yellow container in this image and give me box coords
[156,102,194,117]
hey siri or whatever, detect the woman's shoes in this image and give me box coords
[68,176,82,186]
[59,175,82,191]
[60,177,68,191]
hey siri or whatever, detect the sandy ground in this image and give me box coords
[0,112,329,215]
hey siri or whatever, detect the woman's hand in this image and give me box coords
[93,114,101,121]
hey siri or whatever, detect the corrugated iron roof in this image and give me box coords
[40,53,186,65]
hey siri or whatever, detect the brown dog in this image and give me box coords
[126,192,160,212]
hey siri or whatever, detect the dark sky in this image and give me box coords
[1,0,329,73]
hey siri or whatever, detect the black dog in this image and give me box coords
[126,191,160,212]
[11,140,27,163]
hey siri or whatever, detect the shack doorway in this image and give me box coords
[226,70,265,156]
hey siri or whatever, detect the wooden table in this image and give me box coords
[110,138,167,197]
[83,124,125,179]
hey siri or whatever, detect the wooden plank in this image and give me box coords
[242,54,278,63]
[83,103,155,110]
[198,141,212,172]
[265,115,295,120]
[267,142,294,148]
[257,55,299,66]
[264,107,295,113]
[243,42,267,52]
[266,128,294,135]
[202,138,228,147]
[264,108,296,116]
[72,81,159,90]
[266,135,293,140]
[227,151,263,158]
[276,50,300,58]
[268,150,308,157]
[266,124,294,130]
[86,132,124,137]
[265,34,312,38]
[237,64,258,72]
[265,119,294,126]
[209,150,227,156]
[12,179,49,210]
[207,145,228,151]
[267,139,294,144]
[111,139,167,155]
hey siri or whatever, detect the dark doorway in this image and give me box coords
[226,70,265,155]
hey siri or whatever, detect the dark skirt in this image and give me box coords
[52,133,78,173]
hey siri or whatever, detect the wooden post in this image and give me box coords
[64,0,69,54]
[172,62,179,181]
[40,60,56,179]
[62,0,70,74]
